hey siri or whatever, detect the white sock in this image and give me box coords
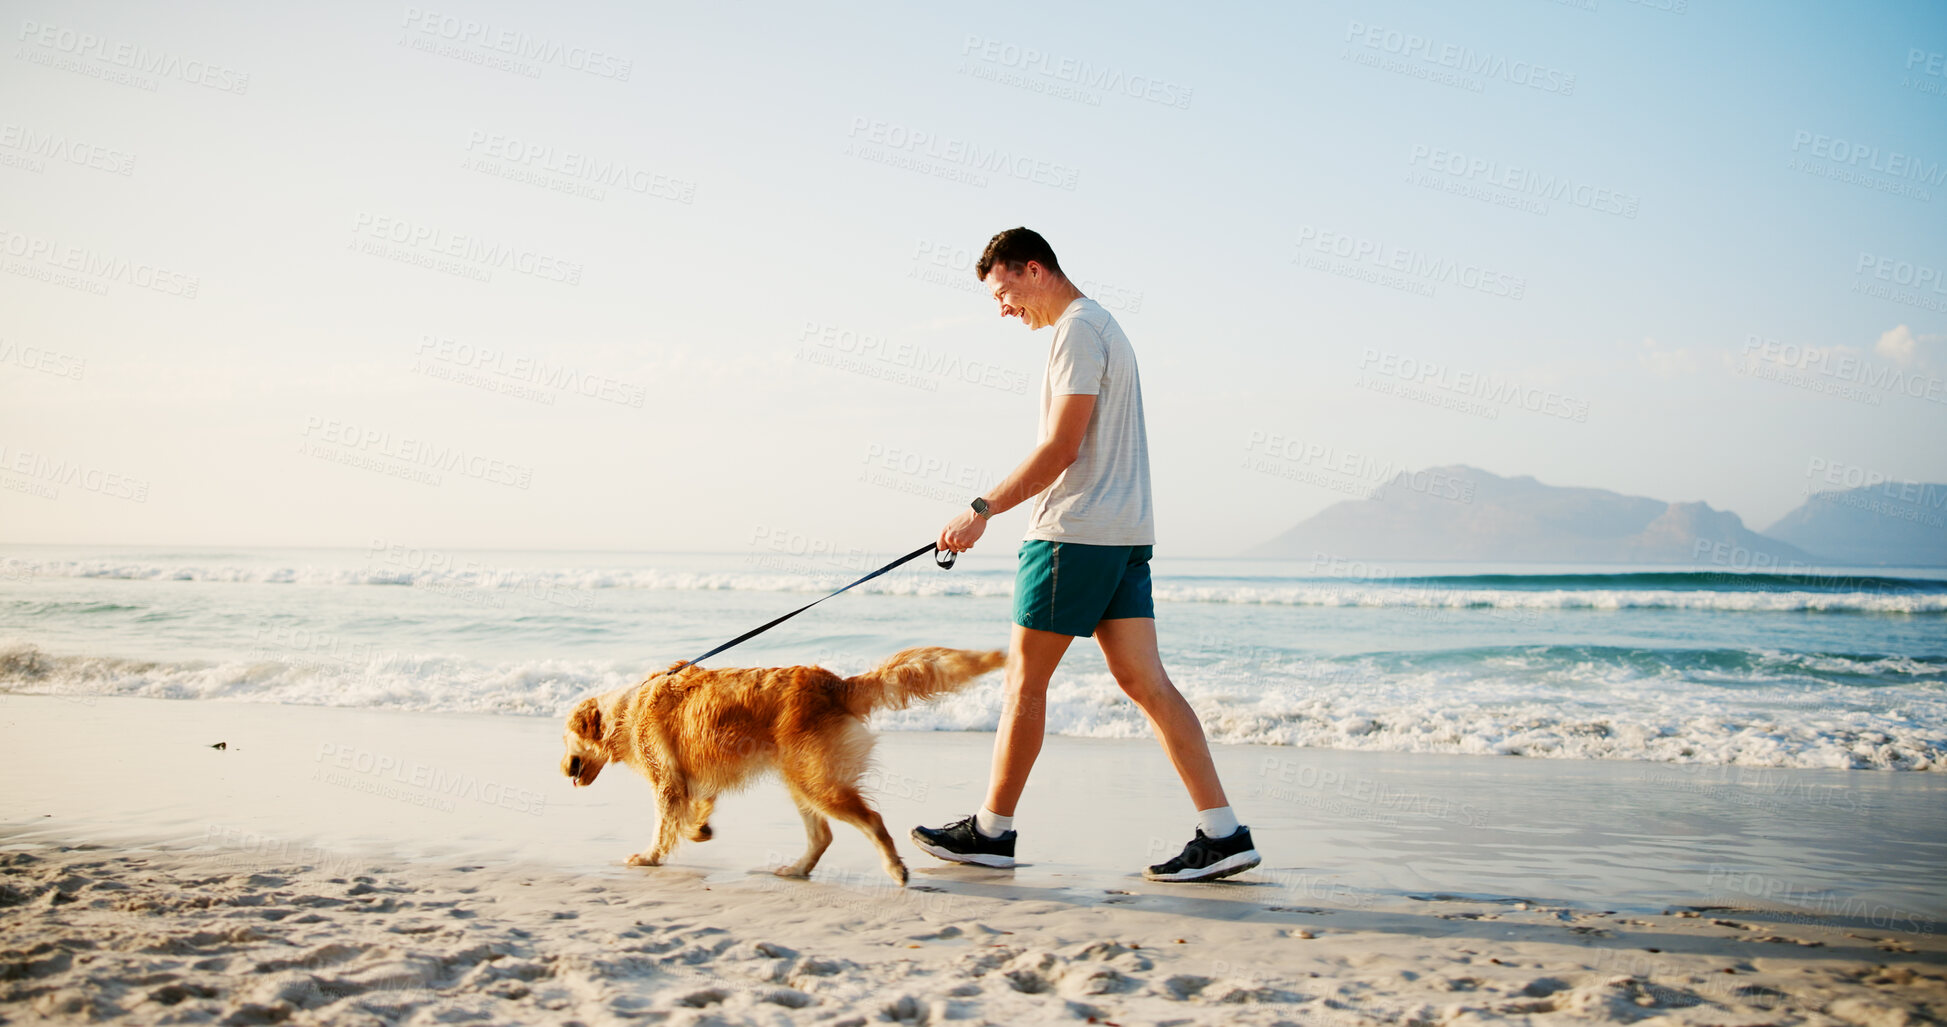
[1197,805,1241,839]
[975,807,1014,838]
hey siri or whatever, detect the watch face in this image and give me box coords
[972,498,990,516]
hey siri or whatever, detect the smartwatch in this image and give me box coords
[970,497,992,519]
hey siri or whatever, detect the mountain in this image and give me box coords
[1245,465,1825,566]
[1764,484,1947,566]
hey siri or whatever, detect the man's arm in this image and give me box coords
[983,392,1095,516]
[939,393,1095,552]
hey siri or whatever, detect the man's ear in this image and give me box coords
[569,698,603,742]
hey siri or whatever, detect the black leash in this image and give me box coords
[675,542,957,671]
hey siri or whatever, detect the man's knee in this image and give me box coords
[999,692,1050,725]
[1001,669,1050,711]
[1113,675,1154,704]
[1113,666,1176,705]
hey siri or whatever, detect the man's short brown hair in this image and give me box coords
[976,227,1064,280]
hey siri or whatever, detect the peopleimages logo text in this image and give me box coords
[1294,225,1527,300]
[15,19,250,93]
[1740,333,1946,405]
[0,123,136,175]
[846,117,1079,191]
[960,35,1193,109]
[0,228,199,297]
[398,8,631,79]
[462,131,693,202]
[299,416,534,489]
[800,321,1029,395]
[349,213,583,285]
[1344,20,1575,95]
[1790,131,1947,188]
[1357,349,1589,421]
[1407,144,1637,217]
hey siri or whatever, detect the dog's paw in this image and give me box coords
[687,823,713,843]
[626,853,664,867]
[885,861,909,887]
[772,864,811,878]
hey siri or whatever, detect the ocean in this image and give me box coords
[2,544,1942,771]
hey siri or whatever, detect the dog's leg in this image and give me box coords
[686,795,715,842]
[773,795,833,878]
[627,783,687,867]
[816,786,908,887]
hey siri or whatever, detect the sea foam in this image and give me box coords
[4,642,1939,771]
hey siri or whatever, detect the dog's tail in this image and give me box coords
[840,647,1005,716]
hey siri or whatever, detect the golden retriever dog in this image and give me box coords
[561,646,1003,885]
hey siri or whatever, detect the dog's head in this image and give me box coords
[560,696,609,787]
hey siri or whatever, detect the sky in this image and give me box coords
[2,0,1943,558]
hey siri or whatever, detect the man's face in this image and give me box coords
[984,262,1049,329]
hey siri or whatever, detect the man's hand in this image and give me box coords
[939,506,987,554]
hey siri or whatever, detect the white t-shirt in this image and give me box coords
[1024,296,1155,546]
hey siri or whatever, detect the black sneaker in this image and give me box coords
[911,815,1016,868]
[1144,826,1260,882]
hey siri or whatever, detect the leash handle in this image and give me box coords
[677,541,956,670]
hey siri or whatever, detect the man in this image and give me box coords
[912,228,1261,882]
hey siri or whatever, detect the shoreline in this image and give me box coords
[1,695,1941,922]
[3,694,1943,1023]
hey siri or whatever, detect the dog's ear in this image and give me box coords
[568,697,603,741]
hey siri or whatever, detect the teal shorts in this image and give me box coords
[1012,540,1155,638]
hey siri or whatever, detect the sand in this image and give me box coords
[2,694,1943,1025]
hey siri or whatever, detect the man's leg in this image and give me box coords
[1098,615,1259,881]
[912,543,1080,867]
[982,622,1075,817]
[1093,616,1227,811]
